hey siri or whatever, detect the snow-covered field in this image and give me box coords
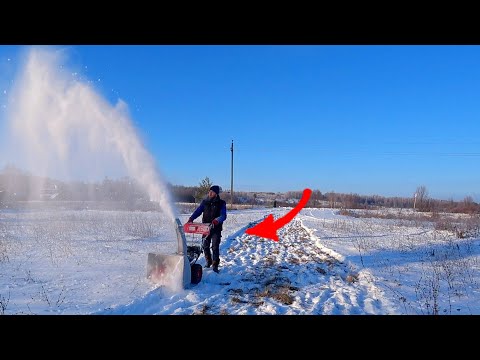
[1,205,479,315]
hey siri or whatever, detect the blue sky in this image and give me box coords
[1,45,479,201]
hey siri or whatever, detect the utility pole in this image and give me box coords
[230,140,234,210]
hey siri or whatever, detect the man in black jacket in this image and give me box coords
[187,185,227,273]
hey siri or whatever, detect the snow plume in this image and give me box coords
[4,46,175,220]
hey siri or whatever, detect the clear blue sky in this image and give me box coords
[1,45,479,201]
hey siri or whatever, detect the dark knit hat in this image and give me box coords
[210,185,220,195]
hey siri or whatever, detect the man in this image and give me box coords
[187,185,227,273]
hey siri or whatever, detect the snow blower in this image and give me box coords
[146,218,210,289]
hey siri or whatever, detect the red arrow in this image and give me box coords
[245,188,312,241]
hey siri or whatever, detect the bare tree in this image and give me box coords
[416,185,429,212]
[312,189,322,208]
[327,191,336,209]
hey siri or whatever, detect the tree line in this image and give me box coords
[0,166,478,214]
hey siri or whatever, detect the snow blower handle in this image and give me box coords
[183,222,211,236]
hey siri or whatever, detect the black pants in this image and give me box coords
[202,231,222,263]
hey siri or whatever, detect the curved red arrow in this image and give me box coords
[245,188,312,241]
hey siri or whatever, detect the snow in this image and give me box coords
[1,205,479,315]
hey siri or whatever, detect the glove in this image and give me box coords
[187,217,193,223]
[210,219,219,229]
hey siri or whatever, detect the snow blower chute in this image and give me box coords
[146,218,210,289]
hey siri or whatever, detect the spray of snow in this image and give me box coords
[3,46,175,221]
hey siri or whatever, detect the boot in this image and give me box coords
[212,260,219,273]
[204,255,212,268]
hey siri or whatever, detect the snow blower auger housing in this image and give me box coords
[146,218,210,289]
